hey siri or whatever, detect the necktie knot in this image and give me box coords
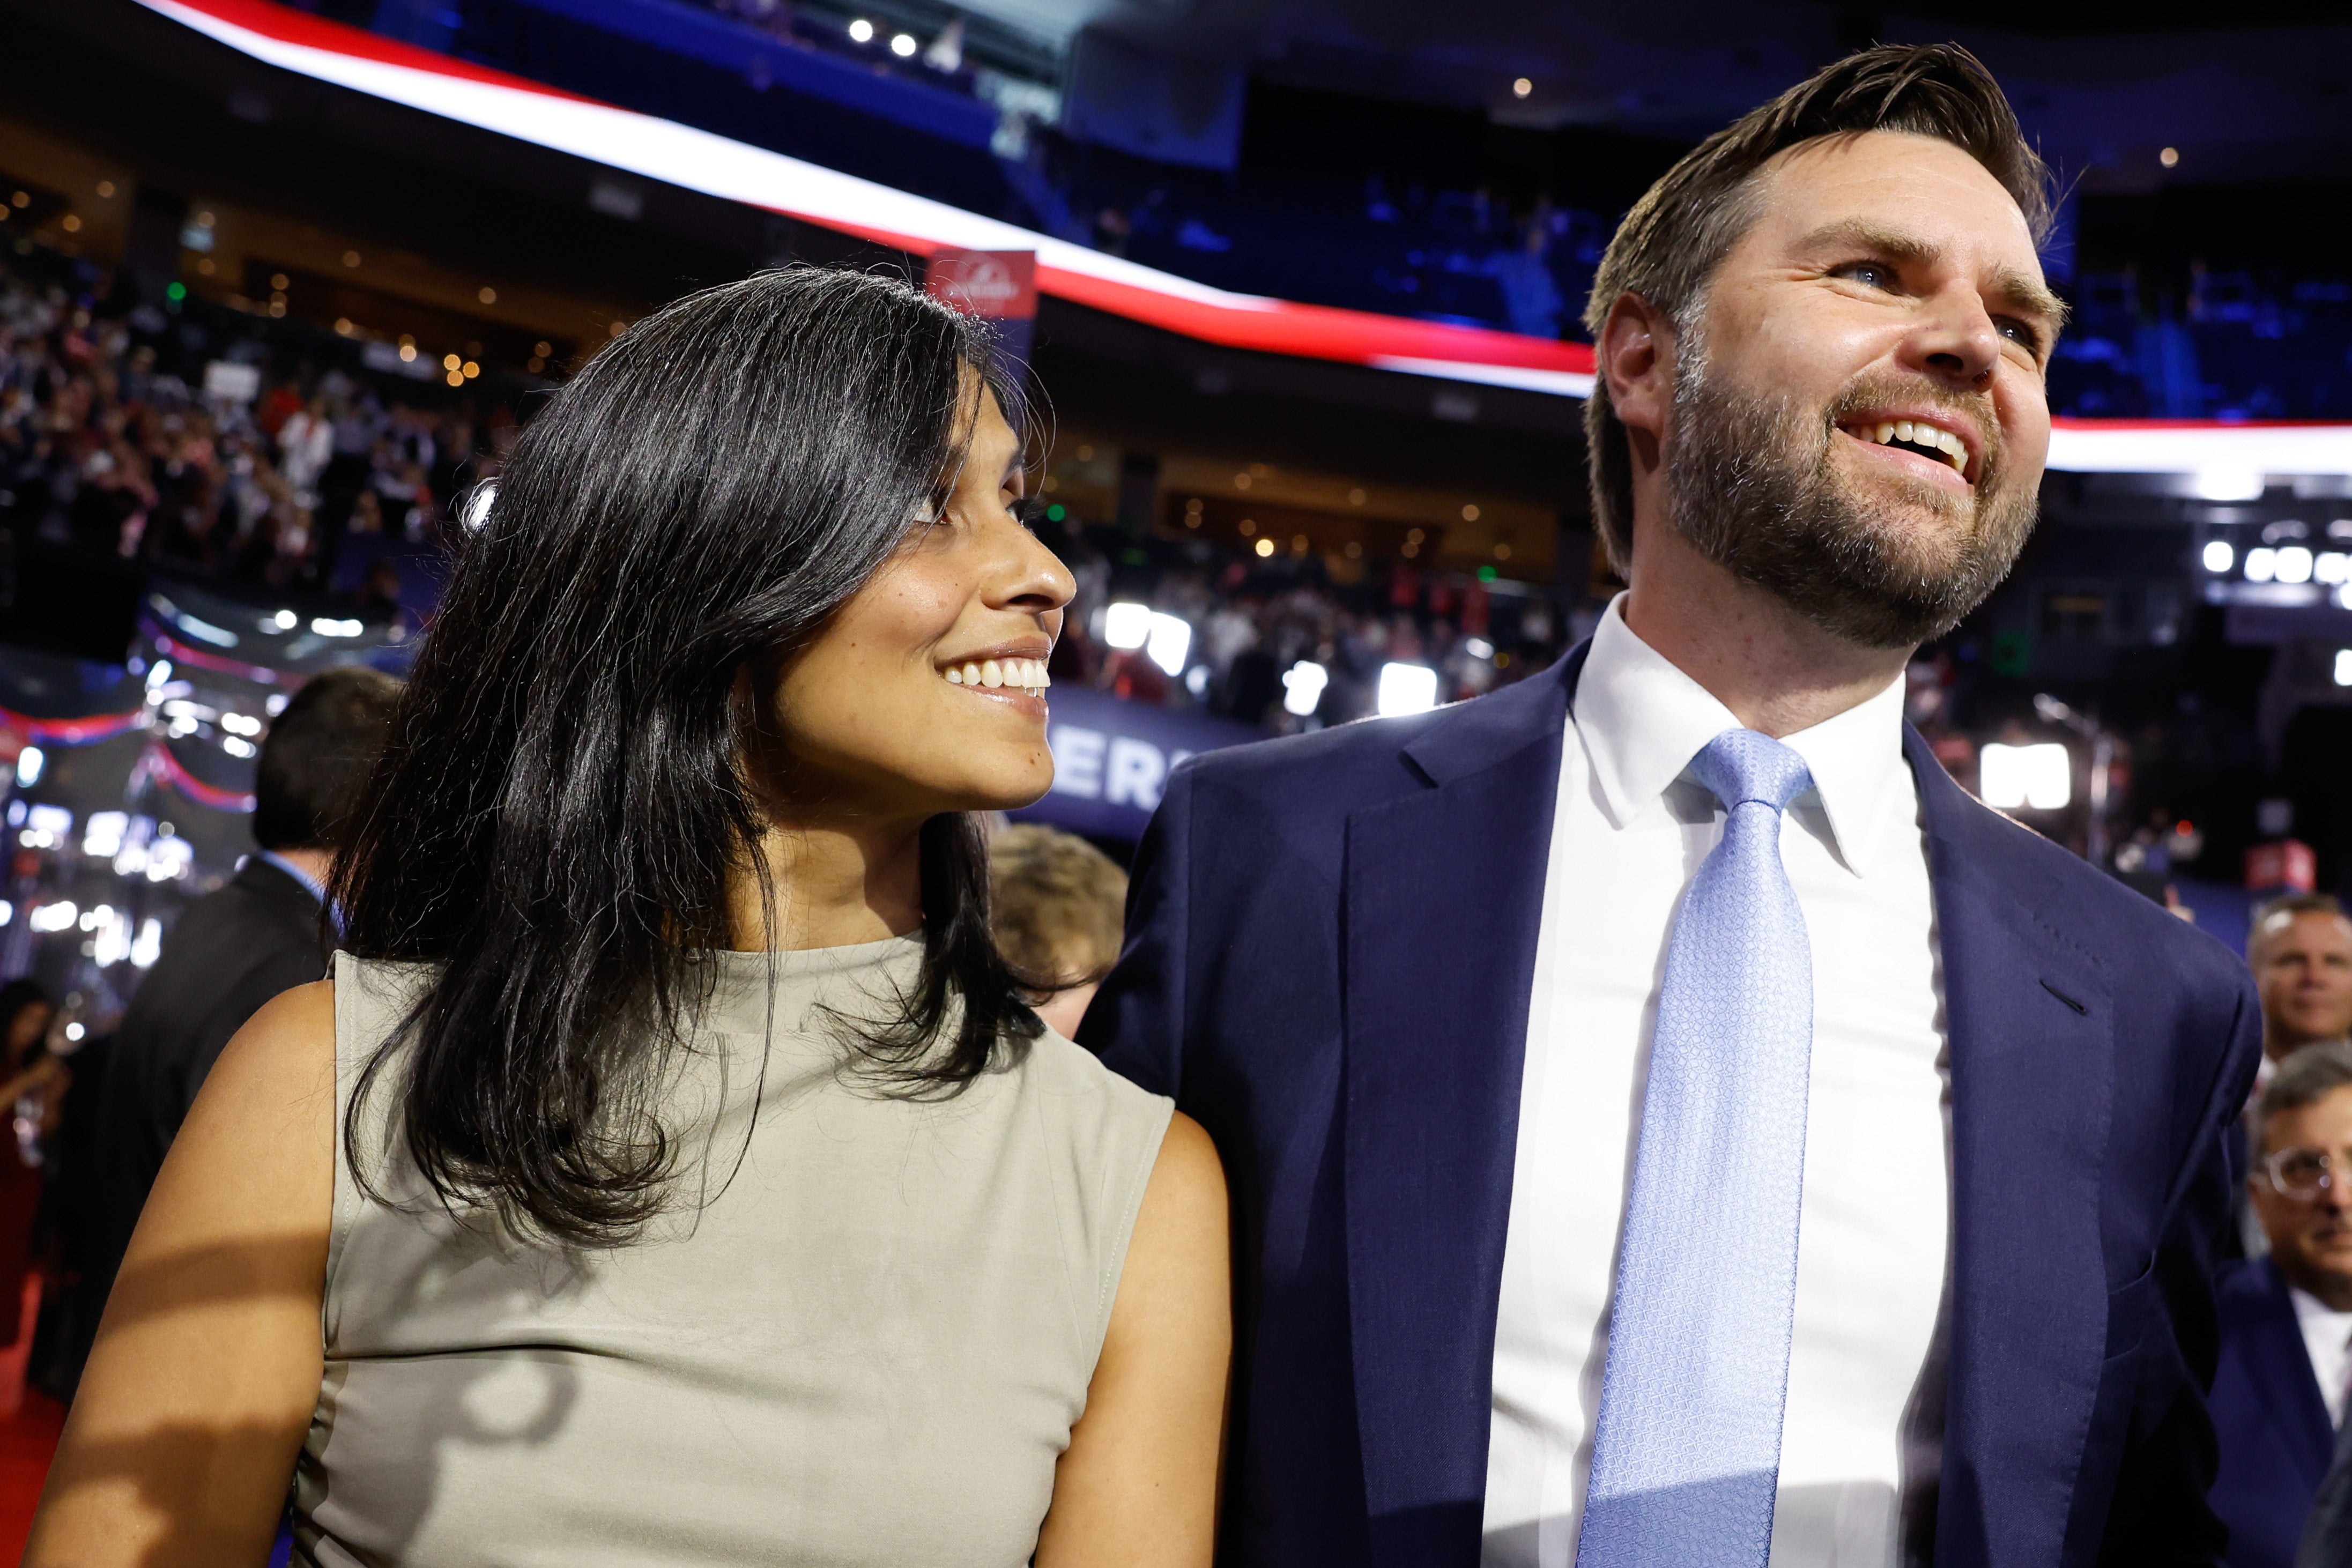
[1689,729,1813,816]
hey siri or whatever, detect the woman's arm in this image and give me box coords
[1035,1110,1232,1568]
[24,981,336,1567]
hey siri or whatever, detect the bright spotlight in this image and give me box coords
[2276,545,2316,585]
[2194,466,2265,502]
[1144,613,1192,677]
[82,811,127,858]
[1979,741,2071,811]
[2336,650,2352,688]
[2319,553,2350,585]
[889,31,917,56]
[1102,601,1152,650]
[2201,540,2235,574]
[1377,663,1440,717]
[1281,660,1329,717]
[13,746,41,787]
[847,17,874,40]
[2245,547,2278,583]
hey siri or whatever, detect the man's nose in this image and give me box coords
[1902,286,2002,389]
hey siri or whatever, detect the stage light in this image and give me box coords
[273,607,298,629]
[2194,466,2264,502]
[2245,547,2277,583]
[14,746,41,787]
[1378,663,1439,716]
[82,812,127,858]
[1979,742,2071,811]
[2336,650,2352,688]
[848,18,874,41]
[2277,545,2316,584]
[1254,538,1274,558]
[1145,613,1192,677]
[2159,146,2179,168]
[890,32,917,56]
[1282,660,1329,717]
[1512,78,1532,98]
[1103,601,1152,650]
[2201,540,2234,573]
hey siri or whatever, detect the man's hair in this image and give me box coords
[988,823,1129,987]
[2255,1041,2352,1156]
[254,667,404,851]
[2249,892,2350,963]
[1582,42,2054,572]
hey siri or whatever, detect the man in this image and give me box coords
[988,822,1128,1038]
[79,666,400,1377]
[2252,895,2352,1068]
[2212,1046,2352,1568]
[1084,43,2259,1568]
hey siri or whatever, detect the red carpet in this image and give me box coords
[0,1388,62,1558]
[0,1274,61,1558]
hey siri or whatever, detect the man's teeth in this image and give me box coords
[943,657,1052,696]
[1862,418,1969,475]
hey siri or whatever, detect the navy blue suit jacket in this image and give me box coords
[1082,640,2263,1568]
[2210,1257,2336,1568]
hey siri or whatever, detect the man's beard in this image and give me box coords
[1663,354,2039,650]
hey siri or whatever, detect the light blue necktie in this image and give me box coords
[1575,729,1817,1568]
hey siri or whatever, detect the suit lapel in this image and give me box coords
[1915,730,2118,1566]
[1342,645,1583,1566]
[2248,1258,2342,1484]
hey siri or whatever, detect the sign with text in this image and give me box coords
[1008,685,1259,842]
[927,249,1037,374]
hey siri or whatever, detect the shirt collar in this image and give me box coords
[2291,1287,2352,1332]
[1570,593,1915,877]
[257,850,329,907]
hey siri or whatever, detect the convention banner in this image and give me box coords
[1008,685,1259,842]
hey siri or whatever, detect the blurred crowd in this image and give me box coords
[1044,529,1583,735]
[0,247,496,621]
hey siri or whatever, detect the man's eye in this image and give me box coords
[1839,261,1894,290]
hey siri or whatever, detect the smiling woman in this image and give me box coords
[26,268,1229,1568]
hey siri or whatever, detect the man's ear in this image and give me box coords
[1597,291,1675,456]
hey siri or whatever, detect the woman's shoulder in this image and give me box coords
[1007,1024,1174,1124]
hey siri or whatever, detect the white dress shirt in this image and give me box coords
[1483,597,1952,1568]
[2292,1287,2352,1428]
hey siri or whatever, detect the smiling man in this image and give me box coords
[1085,43,2261,1568]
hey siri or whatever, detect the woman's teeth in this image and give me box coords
[943,657,1052,697]
[1857,417,1970,475]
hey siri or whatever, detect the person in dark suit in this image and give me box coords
[1085,43,2259,1568]
[73,666,401,1386]
[2215,1044,2352,1568]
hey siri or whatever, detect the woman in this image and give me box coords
[28,269,1229,1566]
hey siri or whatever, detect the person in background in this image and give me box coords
[2252,895,2352,1073]
[0,980,64,1351]
[990,823,1129,1039]
[76,665,402,1389]
[2213,1044,2352,1567]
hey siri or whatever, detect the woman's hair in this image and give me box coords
[333,266,1042,1247]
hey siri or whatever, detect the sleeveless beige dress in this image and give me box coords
[294,938,1173,1567]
